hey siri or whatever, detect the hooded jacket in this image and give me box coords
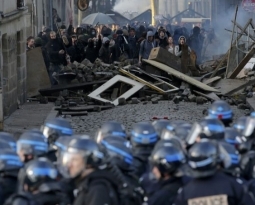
[175,36,191,57]
[139,31,159,60]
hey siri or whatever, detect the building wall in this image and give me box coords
[0,2,28,116]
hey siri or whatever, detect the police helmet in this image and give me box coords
[17,131,49,157]
[96,121,127,143]
[219,142,241,177]
[186,118,225,146]
[251,111,255,119]
[233,116,255,139]
[130,122,159,147]
[101,140,133,171]
[224,127,247,153]
[24,158,58,191]
[100,135,131,148]
[152,119,171,136]
[207,100,233,125]
[188,141,220,178]
[0,150,23,174]
[63,138,105,178]
[173,123,192,141]
[0,132,16,151]
[150,144,186,176]
[164,120,190,133]
[0,139,12,150]
[40,118,73,144]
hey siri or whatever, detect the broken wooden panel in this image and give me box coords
[39,80,107,96]
[27,47,51,97]
[143,59,220,93]
[148,47,181,71]
[88,75,144,106]
[228,48,255,79]
[119,69,179,93]
[226,44,245,78]
[193,90,221,101]
[214,78,255,96]
[202,76,221,85]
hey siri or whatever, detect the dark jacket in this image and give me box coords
[174,171,254,205]
[46,38,66,65]
[148,177,184,205]
[73,169,119,205]
[85,39,102,63]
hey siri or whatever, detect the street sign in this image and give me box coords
[242,0,255,12]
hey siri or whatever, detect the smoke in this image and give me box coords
[214,4,254,53]
[113,0,150,14]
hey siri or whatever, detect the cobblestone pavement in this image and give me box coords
[70,101,249,137]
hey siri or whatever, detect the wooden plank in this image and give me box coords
[61,111,88,116]
[246,97,255,111]
[226,5,238,78]
[215,78,255,96]
[55,105,114,112]
[27,47,51,97]
[193,90,221,101]
[143,59,220,93]
[228,48,255,79]
[119,69,179,93]
[202,76,221,85]
[111,88,119,100]
[148,47,181,71]
[210,19,252,78]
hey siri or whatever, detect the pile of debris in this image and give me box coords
[28,18,255,117]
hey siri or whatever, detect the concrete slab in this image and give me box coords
[3,102,56,135]
[247,96,255,111]
[214,78,255,96]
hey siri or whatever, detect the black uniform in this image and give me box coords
[174,171,254,205]
[73,169,119,205]
[0,177,18,205]
[148,177,184,205]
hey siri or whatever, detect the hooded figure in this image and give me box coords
[139,31,159,64]
[187,26,203,64]
[175,36,191,58]
[99,37,111,64]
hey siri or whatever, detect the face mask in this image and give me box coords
[104,42,110,47]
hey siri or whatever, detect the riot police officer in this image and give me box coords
[0,150,23,204]
[207,100,233,126]
[130,122,159,178]
[145,143,186,205]
[62,137,119,205]
[5,158,69,205]
[95,121,127,143]
[186,118,225,148]
[40,118,73,162]
[174,141,254,205]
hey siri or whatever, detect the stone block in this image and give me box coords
[17,54,26,68]
[10,62,17,77]
[2,36,8,50]
[3,65,10,79]
[17,41,26,54]
[8,76,17,91]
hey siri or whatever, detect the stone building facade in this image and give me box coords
[0,0,28,123]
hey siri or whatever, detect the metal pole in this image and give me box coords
[0,31,3,131]
[49,0,53,31]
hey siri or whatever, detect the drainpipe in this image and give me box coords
[49,0,53,31]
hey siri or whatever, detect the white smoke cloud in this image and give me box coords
[113,0,150,14]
